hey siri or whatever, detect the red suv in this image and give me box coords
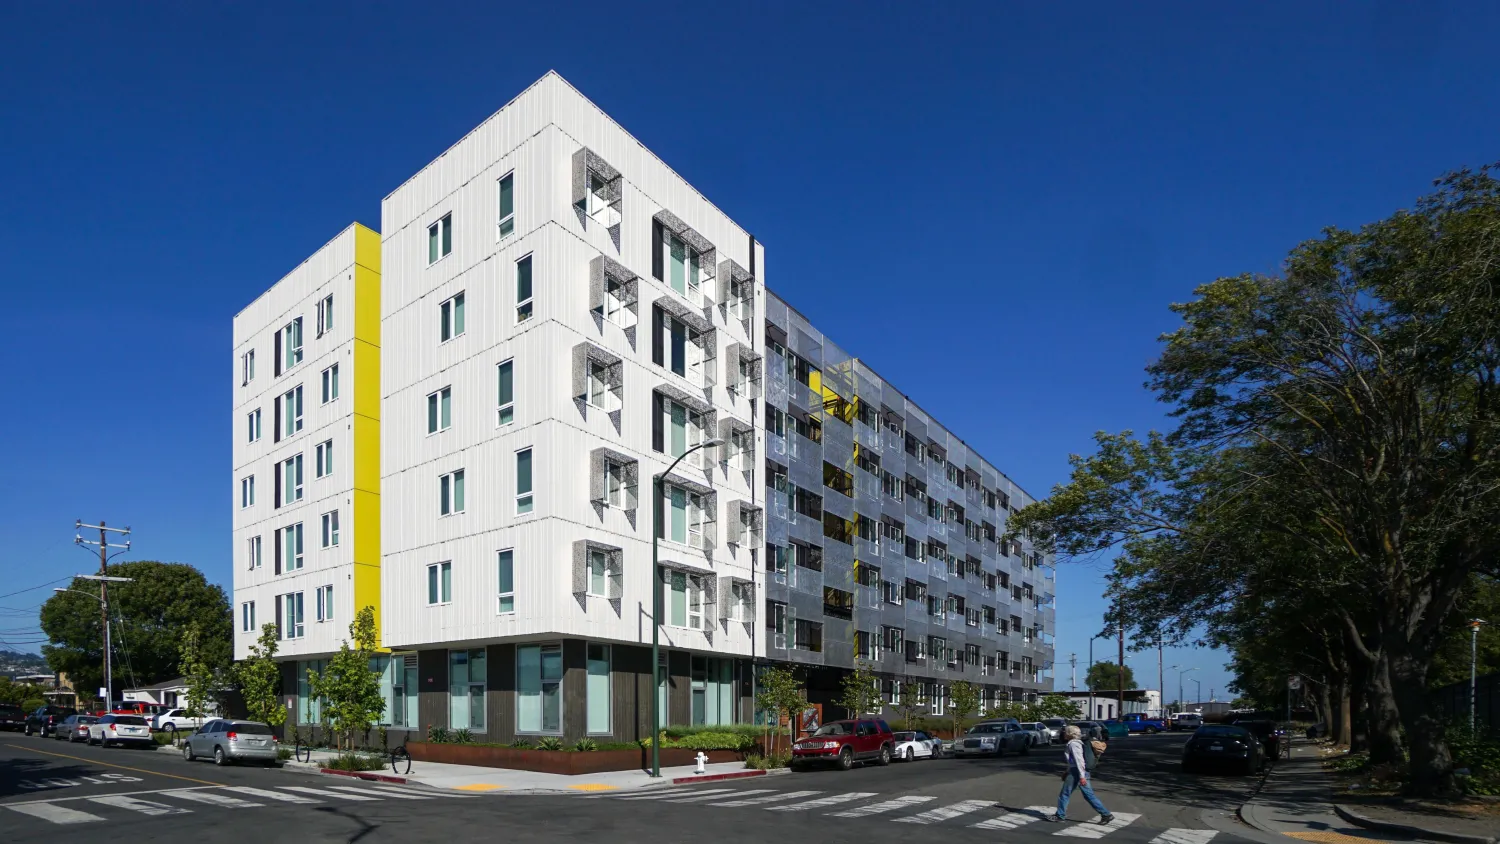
[790,718,895,771]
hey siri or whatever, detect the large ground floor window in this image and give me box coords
[587,644,610,735]
[449,648,486,732]
[296,659,326,724]
[378,653,418,729]
[518,643,563,733]
[690,656,737,726]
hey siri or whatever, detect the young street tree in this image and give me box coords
[237,622,285,729]
[893,678,924,729]
[949,680,980,739]
[835,661,883,718]
[1008,168,1500,794]
[754,665,806,756]
[306,606,385,751]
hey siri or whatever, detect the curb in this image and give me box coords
[1333,805,1497,844]
[1237,801,1279,836]
[319,768,409,785]
[672,768,787,785]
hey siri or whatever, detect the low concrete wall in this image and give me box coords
[405,741,744,774]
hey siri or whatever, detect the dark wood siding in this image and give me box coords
[486,643,516,743]
[563,639,588,741]
[668,650,690,726]
[418,648,448,732]
[613,644,652,742]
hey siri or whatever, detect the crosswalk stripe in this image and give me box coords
[830,795,935,817]
[327,785,427,800]
[279,786,382,802]
[973,805,1056,829]
[894,799,995,825]
[373,785,469,799]
[621,787,736,802]
[665,788,770,804]
[158,789,264,808]
[709,790,821,807]
[1153,830,1218,844]
[767,792,876,812]
[1055,812,1142,837]
[228,787,321,804]
[599,786,698,800]
[88,795,192,817]
[7,803,104,824]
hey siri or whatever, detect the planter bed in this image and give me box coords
[405,742,745,775]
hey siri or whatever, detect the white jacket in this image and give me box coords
[1064,738,1089,778]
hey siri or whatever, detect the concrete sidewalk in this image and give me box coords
[396,759,780,793]
[1236,741,1406,844]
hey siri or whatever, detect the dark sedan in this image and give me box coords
[1231,719,1287,763]
[0,704,26,732]
[1182,724,1263,775]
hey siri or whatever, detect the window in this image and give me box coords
[497,549,514,613]
[587,548,608,597]
[654,394,706,458]
[240,475,255,509]
[586,644,610,734]
[666,570,706,630]
[241,349,255,385]
[662,483,706,547]
[517,644,562,733]
[427,561,452,605]
[651,307,711,383]
[246,408,262,443]
[449,648,486,732]
[440,469,466,516]
[497,173,514,239]
[440,292,465,342]
[241,601,256,633]
[321,364,339,404]
[603,459,625,508]
[496,360,514,425]
[427,386,452,434]
[794,618,824,653]
[428,213,452,264]
[515,448,533,514]
[316,294,334,337]
[729,581,751,622]
[281,523,304,571]
[315,439,334,479]
[666,233,704,299]
[586,360,609,409]
[283,385,304,435]
[280,318,303,373]
[320,510,339,548]
[315,584,334,622]
[246,535,262,570]
[282,454,304,505]
[515,255,533,323]
[603,276,627,325]
[282,592,304,639]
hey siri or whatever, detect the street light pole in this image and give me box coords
[1471,619,1489,731]
[1178,667,1197,710]
[651,438,724,779]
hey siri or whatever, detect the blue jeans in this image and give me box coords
[1057,768,1109,819]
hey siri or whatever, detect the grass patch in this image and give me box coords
[744,751,790,770]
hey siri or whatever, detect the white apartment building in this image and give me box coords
[233,72,1053,745]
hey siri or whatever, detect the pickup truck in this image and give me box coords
[1121,713,1167,733]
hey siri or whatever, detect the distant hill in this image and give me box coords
[0,649,49,679]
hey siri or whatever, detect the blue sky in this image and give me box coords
[2,1,1496,703]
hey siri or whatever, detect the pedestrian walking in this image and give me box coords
[1045,725,1114,824]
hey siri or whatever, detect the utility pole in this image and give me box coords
[1157,639,1164,717]
[1472,620,1489,731]
[1117,626,1125,717]
[75,520,131,708]
[1069,653,1077,692]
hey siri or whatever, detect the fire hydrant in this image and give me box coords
[694,751,708,774]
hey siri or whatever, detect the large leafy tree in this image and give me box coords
[1085,662,1135,693]
[40,561,231,697]
[1010,168,1500,795]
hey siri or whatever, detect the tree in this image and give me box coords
[1086,662,1135,693]
[949,681,980,738]
[237,622,284,728]
[0,677,46,707]
[40,561,231,697]
[178,622,220,718]
[306,606,385,751]
[893,677,924,729]
[835,661,883,718]
[1032,694,1085,720]
[1008,167,1500,794]
[754,665,806,757]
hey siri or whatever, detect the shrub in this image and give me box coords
[325,753,386,772]
[535,737,565,751]
[508,738,533,749]
[572,738,599,752]
[1447,725,1500,796]
[427,726,451,744]
[153,731,175,746]
[744,751,790,770]
[453,728,474,744]
[662,724,765,740]
[276,747,293,761]
[670,731,755,752]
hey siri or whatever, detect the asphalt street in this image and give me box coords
[0,731,1266,844]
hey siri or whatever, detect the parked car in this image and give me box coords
[1040,718,1069,743]
[1019,722,1051,746]
[1172,713,1203,732]
[912,729,945,756]
[891,731,936,762]
[1099,719,1131,739]
[153,708,211,733]
[182,719,280,766]
[1122,713,1167,733]
[0,703,26,732]
[1072,720,1109,742]
[1182,724,1263,775]
[55,714,99,743]
[1230,719,1286,763]
[24,705,77,737]
[952,720,1032,757]
[89,714,155,748]
[790,719,895,771]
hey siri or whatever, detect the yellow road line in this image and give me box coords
[4,743,227,787]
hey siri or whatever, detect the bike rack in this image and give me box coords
[391,745,411,776]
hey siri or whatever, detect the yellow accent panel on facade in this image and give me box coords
[352,413,380,493]
[349,221,382,647]
[353,341,381,424]
[353,272,381,351]
[353,222,381,275]
[351,488,382,643]
[807,368,822,394]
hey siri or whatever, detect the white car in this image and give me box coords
[1040,718,1068,743]
[1019,722,1051,746]
[89,714,154,748]
[154,708,210,733]
[891,730,937,762]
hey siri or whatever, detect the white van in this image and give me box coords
[1172,713,1203,731]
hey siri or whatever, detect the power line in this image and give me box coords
[0,577,71,603]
